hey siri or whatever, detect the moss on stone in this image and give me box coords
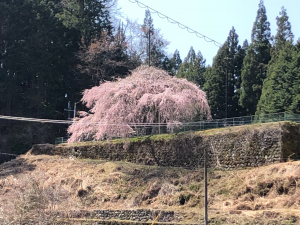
[33,122,300,169]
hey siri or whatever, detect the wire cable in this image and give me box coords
[127,0,222,47]
[0,114,299,127]
[0,152,18,156]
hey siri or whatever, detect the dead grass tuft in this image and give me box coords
[1,154,300,224]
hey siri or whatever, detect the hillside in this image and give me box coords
[0,154,300,224]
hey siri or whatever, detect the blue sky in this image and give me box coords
[117,0,300,65]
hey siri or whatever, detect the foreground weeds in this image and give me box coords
[0,154,300,224]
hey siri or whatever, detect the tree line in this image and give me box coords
[0,0,299,154]
[172,1,300,119]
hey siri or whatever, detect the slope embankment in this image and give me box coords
[30,122,300,169]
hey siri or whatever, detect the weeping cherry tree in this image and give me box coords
[68,66,211,143]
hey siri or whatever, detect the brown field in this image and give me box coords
[0,153,300,224]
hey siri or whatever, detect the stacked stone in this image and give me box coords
[93,209,176,222]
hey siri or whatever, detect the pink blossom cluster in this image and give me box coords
[68,66,211,143]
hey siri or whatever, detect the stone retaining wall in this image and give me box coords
[30,122,300,169]
[65,209,179,223]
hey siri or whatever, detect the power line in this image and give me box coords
[0,114,196,126]
[0,115,300,130]
[0,152,18,156]
[127,0,222,47]
[0,114,298,126]
[0,115,73,125]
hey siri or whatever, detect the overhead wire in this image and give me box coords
[127,0,222,47]
[0,152,18,156]
[0,115,299,127]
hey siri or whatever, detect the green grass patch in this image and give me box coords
[59,121,294,148]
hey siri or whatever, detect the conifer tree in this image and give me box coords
[233,40,248,116]
[203,27,245,119]
[290,44,300,113]
[141,9,169,69]
[203,45,227,119]
[256,7,294,114]
[256,42,294,114]
[0,0,82,153]
[56,0,113,41]
[0,0,117,154]
[176,47,206,87]
[273,7,294,52]
[142,9,154,65]
[170,49,182,76]
[239,0,271,115]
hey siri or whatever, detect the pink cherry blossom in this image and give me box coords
[68,65,211,143]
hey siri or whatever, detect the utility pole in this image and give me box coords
[64,101,72,139]
[224,57,233,119]
[204,148,208,225]
[226,67,228,119]
[148,29,151,67]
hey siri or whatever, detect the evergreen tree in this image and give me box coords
[0,0,83,153]
[226,27,239,117]
[0,0,116,154]
[176,47,206,87]
[256,7,294,114]
[239,0,271,115]
[169,49,182,76]
[142,9,154,66]
[77,25,133,84]
[203,45,227,119]
[141,9,169,68]
[56,0,113,41]
[256,42,295,114]
[290,45,300,113]
[273,7,294,52]
[203,27,245,119]
[233,40,248,116]
[150,37,169,68]
[161,56,172,74]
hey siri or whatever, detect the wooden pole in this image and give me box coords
[204,148,208,225]
[148,29,151,67]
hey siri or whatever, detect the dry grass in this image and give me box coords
[1,154,300,224]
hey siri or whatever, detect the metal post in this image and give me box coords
[68,101,71,120]
[204,148,208,225]
[158,111,160,134]
[74,102,77,118]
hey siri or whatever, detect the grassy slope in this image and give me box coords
[60,122,285,147]
[0,154,300,224]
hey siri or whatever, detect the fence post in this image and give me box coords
[284,112,287,121]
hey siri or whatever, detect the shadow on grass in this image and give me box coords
[0,154,17,165]
[0,156,36,178]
